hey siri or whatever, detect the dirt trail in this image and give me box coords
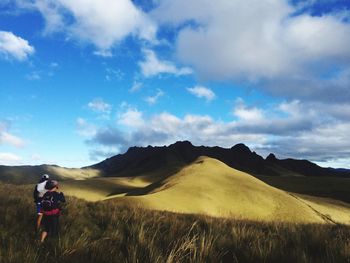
[288,193,339,225]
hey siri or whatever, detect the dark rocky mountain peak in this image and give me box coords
[88,141,350,178]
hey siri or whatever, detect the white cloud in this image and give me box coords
[151,0,350,87]
[0,31,34,61]
[17,0,157,54]
[233,104,264,122]
[0,152,22,165]
[0,122,25,148]
[187,86,216,101]
[139,49,192,77]
[76,118,97,137]
[87,96,350,167]
[87,98,112,114]
[0,132,25,147]
[117,108,144,128]
[129,81,143,93]
[145,89,164,105]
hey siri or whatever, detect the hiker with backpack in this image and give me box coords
[33,174,50,232]
[40,180,66,243]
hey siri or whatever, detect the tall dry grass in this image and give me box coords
[0,183,349,263]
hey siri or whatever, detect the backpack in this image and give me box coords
[41,191,57,212]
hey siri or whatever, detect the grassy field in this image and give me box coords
[1,183,350,263]
[22,157,350,224]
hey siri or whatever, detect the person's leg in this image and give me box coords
[36,213,43,231]
[52,215,59,238]
[40,231,48,243]
[40,215,50,243]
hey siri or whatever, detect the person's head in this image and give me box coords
[39,174,49,183]
[45,180,58,191]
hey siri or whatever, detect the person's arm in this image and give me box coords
[58,192,66,203]
[33,185,39,203]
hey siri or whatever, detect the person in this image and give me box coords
[40,180,66,243]
[33,174,50,232]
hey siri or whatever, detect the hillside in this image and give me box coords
[109,157,350,224]
[0,164,100,184]
[2,183,350,263]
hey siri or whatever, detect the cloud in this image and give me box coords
[26,71,41,80]
[87,98,112,114]
[0,31,35,61]
[16,0,157,54]
[105,68,124,81]
[87,109,267,160]
[0,122,25,147]
[129,81,143,93]
[187,86,216,101]
[76,118,97,137]
[85,97,350,167]
[0,152,22,165]
[139,49,193,77]
[117,108,144,128]
[233,102,264,122]
[145,89,164,105]
[151,0,350,101]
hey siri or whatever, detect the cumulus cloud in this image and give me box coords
[87,108,268,160]
[139,49,193,77]
[145,89,164,105]
[187,86,216,101]
[87,98,112,114]
[83,98,350,167]
[0,152,22,165]
[15,0,157,54]
[151,0,350,101]
[117,108,144,128]
[0,31,34,61]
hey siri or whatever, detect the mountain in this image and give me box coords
[89,141,350,178]
[1,141,349,184]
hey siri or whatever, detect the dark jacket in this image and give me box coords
[41,191,66,215]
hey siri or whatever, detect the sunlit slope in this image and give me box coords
[113,157,350,223]
[60,177,150,201]
[0,165,101,184]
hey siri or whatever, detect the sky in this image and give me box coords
[0,0,350,168]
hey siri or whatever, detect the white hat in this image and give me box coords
[41,174,49,180]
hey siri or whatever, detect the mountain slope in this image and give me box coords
[0,165,100,184]
[110,157,350,224]
[90,141,350,178]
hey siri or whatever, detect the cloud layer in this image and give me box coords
[152,0,350,100]
[81,98,350,168]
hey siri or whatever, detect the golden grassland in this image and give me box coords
[59,157,350,224]
[1,183,350,263]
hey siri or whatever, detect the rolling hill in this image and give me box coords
[108,157,350,224]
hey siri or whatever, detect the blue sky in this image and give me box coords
[0,0,350,168]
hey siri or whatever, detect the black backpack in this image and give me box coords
[41,191,57,212]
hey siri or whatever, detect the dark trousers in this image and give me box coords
[42,214,60,237]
